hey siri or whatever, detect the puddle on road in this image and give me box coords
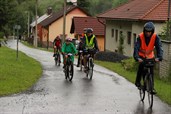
[95,69,120,84]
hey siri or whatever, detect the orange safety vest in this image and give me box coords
[138,32,156,59]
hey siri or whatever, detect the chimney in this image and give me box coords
[47,7,52,15]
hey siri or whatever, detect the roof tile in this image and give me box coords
[97,0,170,22]
[71,17,105,35]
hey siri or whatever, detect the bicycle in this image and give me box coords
[85,49,95,80]
[54,49,61,66]
[139,58,155,108]
[79,50,84,71]
[64,53,74,81]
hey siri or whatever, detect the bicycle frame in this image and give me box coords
[79,50,84,71]
[86,52,94,80]
[54,49,61,66]
[139,59,155,108]
[64,53,74,81]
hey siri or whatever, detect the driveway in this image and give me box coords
[0,39,170,114]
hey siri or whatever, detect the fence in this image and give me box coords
[159,40,171,78]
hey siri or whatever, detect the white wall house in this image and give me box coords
[97,0,170,57]
[105,20,164,56]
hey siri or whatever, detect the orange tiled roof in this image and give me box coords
[70,17,105,35]
[97,0,171,22]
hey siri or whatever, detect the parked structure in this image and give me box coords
[39,5,90,48]
[97,0,171,56]
[30,7,52,45]
[97,0,171,78]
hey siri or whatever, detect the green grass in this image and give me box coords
[0,46,42,96]
[95,60,171,105]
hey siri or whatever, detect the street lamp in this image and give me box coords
[14,25,21,60]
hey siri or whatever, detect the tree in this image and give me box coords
[118,32,125,54]
[159,21,171,40]
[0,0,17,37]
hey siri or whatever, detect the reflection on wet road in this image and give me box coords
[0,40,170,114]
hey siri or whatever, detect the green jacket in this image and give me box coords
[62,42,77,62]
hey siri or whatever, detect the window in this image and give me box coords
[115,29,118,42]
[133,33,137,45]
[127,31,131,45]
[111,29,114,38]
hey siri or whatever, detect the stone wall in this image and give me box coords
[159,40,171,78]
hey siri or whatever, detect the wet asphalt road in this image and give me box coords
[0,39,171,114]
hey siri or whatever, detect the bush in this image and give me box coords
[121,57,138,72]
[95,51,129,62]
[0,32,4,38]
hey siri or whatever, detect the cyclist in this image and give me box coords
[133,22,163,94]
[62,38,78,68]
[83,28,99,72]
[53,35,62,57]
[76,28,87,67]
[76,37,85,67]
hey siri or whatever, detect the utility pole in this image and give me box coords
[62,0,67,44]
[34,0,38,47]
[27,12,30,39]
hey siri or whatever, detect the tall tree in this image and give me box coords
[0,0,17,37]
[77,0,90,13]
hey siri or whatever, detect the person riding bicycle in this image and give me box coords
[76,28,87,67]
[76,37,86,67]
[62,38,78,68]
[83,28,99,71]
[133,22,163,94]
[53,35,62,57]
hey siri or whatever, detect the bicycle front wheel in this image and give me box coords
[146,74,153,108]
[139,88,145,101]
[68,63,74,81]
[87,58,93,80]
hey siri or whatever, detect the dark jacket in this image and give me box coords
[53,38,62,47]
[133,34,163,61]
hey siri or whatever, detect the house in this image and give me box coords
[39,5,90,48]
[97,0,171,56]
[70,17,105,51]
[30,7,52,45]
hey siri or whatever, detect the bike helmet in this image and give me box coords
[56,35,60,39]
[66,37,72,42]
[83,28,87,33]
[86,28,93,33]
[143,22,155,33]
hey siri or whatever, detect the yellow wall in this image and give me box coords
[48,8,88,43]
[96,35,104,51]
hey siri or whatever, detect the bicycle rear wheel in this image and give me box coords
[64,65,69,80]
[55,55,58,66]
[68,63,74,81]
[80,57,83,71]
[146,74,153,108]
[87,58,93,80]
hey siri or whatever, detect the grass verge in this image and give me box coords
[95,60,171,106]
[0,46,42,96]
